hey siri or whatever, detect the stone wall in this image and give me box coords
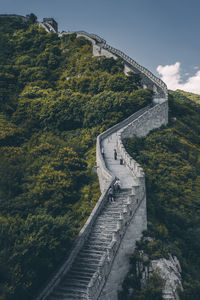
[96,103,168,300]
[96,105,150,192]
[99,194,147,300]
[136,251,183,300]
[88,186,146,300]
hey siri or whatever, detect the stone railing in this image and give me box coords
[117,101,168,172]
[102,44,168,99]
[76,31,106,44]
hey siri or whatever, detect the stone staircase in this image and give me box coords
[47,189,131,300]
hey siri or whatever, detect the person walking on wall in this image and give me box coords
[114,178,121,193]
[114,149,117,160]
[108,186,115,202]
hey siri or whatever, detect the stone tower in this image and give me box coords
[42,18,58,32]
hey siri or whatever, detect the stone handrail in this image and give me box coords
[59,30,106,44]
[102,44,168,98]
[117,101,168,178]
[76,31,106,44]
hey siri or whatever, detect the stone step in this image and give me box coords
[105,206,124,211]
[89,234,111,241]
[89,233,112,240]
[81,248,105,256]
[75,256,101,265]
[63,276,91,284]
[102,212,121,218]
[91,226,115,233]
[91,228,115,235]
[91,224,116,230]
[69,265,96,277]
[70,269,94,277]
[101,206,123,212]
[97,215,118,220]
[94,222,117,228]
[102,203,123,209]
[49,295,86,300]
[85,240,110,247]
[79,250,104,258]
[50,287,87,299]
[66,271,92,281]
[84,244,109,253]
[58,280,88,290]
[88,230,114,238]
[73,263,98,272]
[87,239,111,246]
[83,244,110,251]
[95,216,117,222]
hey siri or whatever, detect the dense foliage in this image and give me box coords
[121,92,200,299]
[0,15,152,300]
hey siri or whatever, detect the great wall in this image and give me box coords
[30,19,171,300]
[0,14,182,299]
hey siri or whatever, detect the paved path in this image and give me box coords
[102,131,137,188]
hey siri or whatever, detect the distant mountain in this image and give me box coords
[174,89,200,104]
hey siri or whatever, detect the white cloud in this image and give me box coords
[157,62,200,94]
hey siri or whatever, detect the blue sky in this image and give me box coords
[1,0,200,93]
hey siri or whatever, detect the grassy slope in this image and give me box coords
[173,89,200,104]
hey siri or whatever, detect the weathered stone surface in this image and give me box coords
[137,251,183,300]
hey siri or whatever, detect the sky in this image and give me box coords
[1,0,200,94]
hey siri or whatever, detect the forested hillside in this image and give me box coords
[0,15,152,300]
[120,92,200,299]
[174,89,200,104]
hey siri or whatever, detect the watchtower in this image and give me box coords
[42,18,58,32]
